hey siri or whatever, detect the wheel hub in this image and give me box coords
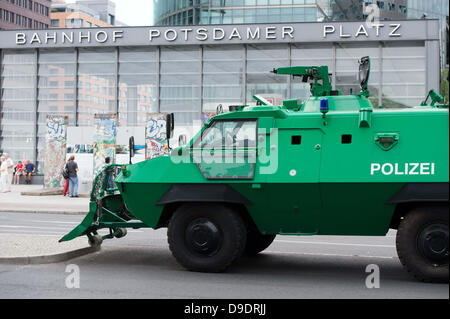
[418,224,449,264]
[185,218,222,256]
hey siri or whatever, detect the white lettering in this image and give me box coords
[282,26,294,39]
[165,29,177,41]
[389,23,401,37]
[266,27,276,39]
[213,28,225,40]
[339,25,351,38]
[247,27,260,40]
[16,33,26,45]
[30,33,41,44]
[149,29,161,41]
[420,163,430,175]
[381,163,393,175]
[228,28,241,40]
[62,32,74,44]
[370,163,381,175]
[323,25,335,37]
[409,163,419,175]
[355,24,369,37]
[196,28,208,41]
[79,32,90,43]
[95,31,108,43]
[394,163,404,175]
[373,23,385,36]
[113,30,123,42]
[371,162,436,176]
[45,32,57,44]
[180,28,193,41]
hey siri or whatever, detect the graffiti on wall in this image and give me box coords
[44,115,68,188]
[145,113,169,160]
[93,113,117,175]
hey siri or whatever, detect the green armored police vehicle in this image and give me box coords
[61,57,449,283]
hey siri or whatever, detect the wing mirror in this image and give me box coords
[178,134,187,147]
[166,113,174,139]
[358,56,370,97]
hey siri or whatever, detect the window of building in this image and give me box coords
[160,46,200,127]
[0,51,37,168]
[202,45,243,112]
[36,49,76,171]
[246,44,289,104]
[51,19,59,27]
[65,18,83,28]
[77,48,116,125]
[118,47,158,126]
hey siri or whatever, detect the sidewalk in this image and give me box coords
[0,233,99,264]
[0,185,98,264]
[0,184,89,215]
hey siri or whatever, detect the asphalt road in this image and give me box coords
[0,212,448,299]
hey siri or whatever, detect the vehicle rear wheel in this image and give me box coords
[168,204,247,272]
[245,230,276,256]
[396,206,448,283]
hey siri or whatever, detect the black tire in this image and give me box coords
[88,234,103,247]
[245,230,276,256]
[168,204,247,272]
[396,206,448,283]
[114,228,127,238]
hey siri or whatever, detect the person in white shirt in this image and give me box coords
[3,153,14,192]
[0,156,8,193]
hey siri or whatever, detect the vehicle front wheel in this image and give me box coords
[168,204,247,272]
[396,206,448,283]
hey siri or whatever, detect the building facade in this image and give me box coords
[154,0,333,26]
[0,19,442,176]
[0,0,51,30]
[50,0,115,28]
[154,0,448,67]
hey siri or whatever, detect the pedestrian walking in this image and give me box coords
[66,155,79,197]
[0,156,8,193]
[3,153,14,192]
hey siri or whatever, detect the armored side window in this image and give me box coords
[341,134,352,144]
[193,120,257,150]
[192,119,257,180]
[291,135,302,145]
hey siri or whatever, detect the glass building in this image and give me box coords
[154,0,333,26]
[0,19,442,179]
[154,0,448,66]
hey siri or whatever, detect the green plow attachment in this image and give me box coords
[59,164,148,246]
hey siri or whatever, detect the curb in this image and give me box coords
[0,209,86,215]
[0,246,101,265]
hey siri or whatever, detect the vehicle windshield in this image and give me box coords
[193,120,257,149]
